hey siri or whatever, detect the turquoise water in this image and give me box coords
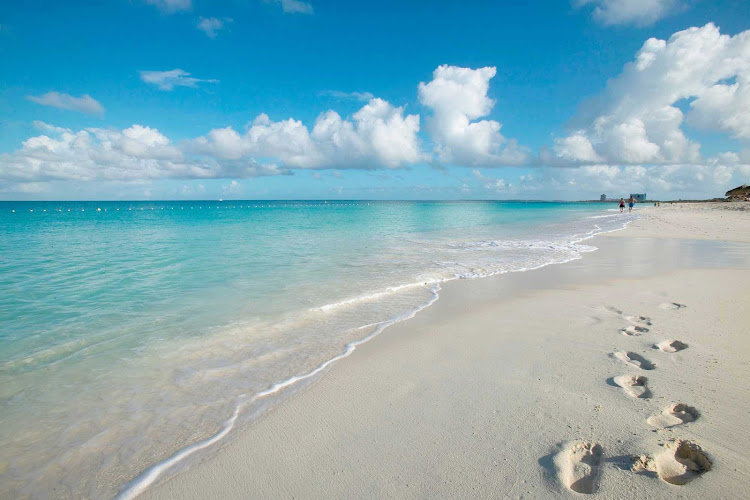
[0,200,631,499]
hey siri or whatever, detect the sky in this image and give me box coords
[1,0,749,201]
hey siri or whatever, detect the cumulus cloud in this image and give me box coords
[552,23,750,166]
[190,98,423,169]
[27,92,105,117]
[575,0,684,27]
[139,69,218,91]
[143,0,191,13]
[197,17,231,38]
[418,65,529,167]
[0,123,288,184]
[689,76,750,140]
[266,0,314,15]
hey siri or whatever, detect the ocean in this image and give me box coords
[0,200,633,499]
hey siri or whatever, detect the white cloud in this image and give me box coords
[266,0,314,15]
[553,24,750,165]
[0,123,289,184]
[180,183,206,196]
[472,169,510,191]
[139,69,218,91]
[27,92,105,116]
[553,134,602,163]
[190,97,423,169]
[143,0,191,13]
[689,76,750,140]
[575,0,684,27]
[320,90,376,102]
[525,158,750,200]
[1,97,421,190]
[221,180,242,196]
[197,17,230,38]
[418,65,529,167]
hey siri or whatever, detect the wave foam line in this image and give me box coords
[115,284,441,500]
[312,281,438,313]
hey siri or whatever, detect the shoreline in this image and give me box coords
[116,208,632,499]
[143,203,750,499]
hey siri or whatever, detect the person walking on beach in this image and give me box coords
[619,198,625,213]
[628,196,635,213]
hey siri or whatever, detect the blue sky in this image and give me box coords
[1,0,749,200]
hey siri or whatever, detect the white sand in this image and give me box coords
[142,203,750,499]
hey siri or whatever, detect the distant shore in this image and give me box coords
[142,202,750,499]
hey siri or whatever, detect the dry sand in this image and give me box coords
[141,202,750,499]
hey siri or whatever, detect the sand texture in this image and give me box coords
[141,203,750,500]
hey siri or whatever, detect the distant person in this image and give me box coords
[619,198,625,213]
[628,196,635,213]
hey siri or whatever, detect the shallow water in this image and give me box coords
[0,200,631,499]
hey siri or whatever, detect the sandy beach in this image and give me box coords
[141,202,750,499]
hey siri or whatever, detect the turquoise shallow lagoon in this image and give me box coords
[0,200,631,498]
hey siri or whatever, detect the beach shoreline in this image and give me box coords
[139,202,750,499]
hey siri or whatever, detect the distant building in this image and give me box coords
[600,194,606,201]
[630,193,647,202]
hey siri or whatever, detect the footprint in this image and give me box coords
[604,306,652,326]
[626,315,652,326]
[621,325,650,336]
[654,440,711,485]
[556,442,604,494]
[613,351,656,370]
[613,375,651,398]
[647,404,699,428]
[655,340,688,353]
[659,302,687,310]
[585,316,604,325]
[604,306,623,315]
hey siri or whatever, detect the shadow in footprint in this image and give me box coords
[626,315,652,326]
[655,340,688,353]
[613,351,656,370]
[659,302,687,310]
[611,375,651,398]
[621,325,649,336]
